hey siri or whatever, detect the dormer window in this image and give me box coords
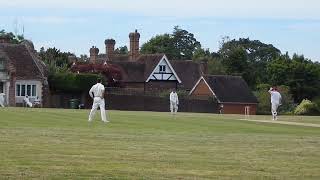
[159,65,166,72]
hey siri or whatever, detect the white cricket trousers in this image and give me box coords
[88,97,107,122]
[271,103,279,120]
[170,101,178,114]
[0,97,4,107]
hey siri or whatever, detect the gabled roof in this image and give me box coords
[108,61,145,82]
[142,54,182,83]
[0,43,46,80]
[171,60,202,90]
[98,54,130,62]
[89,52,202,86]
[190,75,258,104]
[137,53,166,80]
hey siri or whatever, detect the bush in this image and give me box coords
[49,72,106,92]
[313,96,320,109]
[294,99,320,115]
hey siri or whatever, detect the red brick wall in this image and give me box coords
[222,104,257,115]
[145,81,177,91]
[123,82,145,89]
[8,74,16,106]
[190,79,212,97]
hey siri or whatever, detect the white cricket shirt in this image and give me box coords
[89,83,105,98]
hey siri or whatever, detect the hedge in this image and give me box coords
[49,72,106,92]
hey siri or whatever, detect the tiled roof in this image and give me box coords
[0,43,46,80]
[203,75,258,104]
[171,60,202,90]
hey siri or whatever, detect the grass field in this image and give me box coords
[0,108,320,179]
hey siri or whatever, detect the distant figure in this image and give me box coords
[170,89,179,115]
[23,95,33,107]
[33,96,41,107]
[219,104,224,114]
[0,93,5,107]
[88,78,109,123]
[268,87,282,120]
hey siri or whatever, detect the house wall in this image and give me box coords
[145,81,177,91]
[47,92,219,113]
[123,82,145,89]
[150,58,177,81]
[190,79,212,97]
[15,80,43,104]
[222,104,257,115]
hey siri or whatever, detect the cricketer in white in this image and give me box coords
[88,78,108,123]
[0,93,5,107]
[170,90,179,115]
[268,87,282,121]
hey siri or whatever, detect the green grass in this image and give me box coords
[0,108,319,179]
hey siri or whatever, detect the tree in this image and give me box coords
[267,53,320,103]
[141,26,201,60]
[287,54,320,102]
[114,46,128,55]
[39,47,74,74]
[266,53,291,86]
[192,48,225,75]
[218,38,281,87]
[172,26,201,60]
[140,34,177,59]
[0,29,24,44]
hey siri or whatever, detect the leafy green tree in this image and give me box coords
[266,53,291,85]
[140,34,177,59]
[0,29,24,44]
[267,53,320,102]
[39,47,74,68]
[141,26,201,60]
[287,54,320,102]
[115,46,128,54]
[172,26,201,60]
[218,38,281,87]
[192,48,225,75]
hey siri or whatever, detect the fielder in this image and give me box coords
[88,78,109,123]
[0,93,5,107]
[170,89,179,115]
[23,95,33,107]
[268,87,282,120]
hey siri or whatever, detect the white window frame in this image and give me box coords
[16,83,37,97]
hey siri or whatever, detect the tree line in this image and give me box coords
[141,26,320,105]
[2,28,320,112]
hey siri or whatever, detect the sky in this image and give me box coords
[1,0,319,61]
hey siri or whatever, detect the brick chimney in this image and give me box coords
[89,46,99,64]
[105,39,115,61]
[129,30,140,61]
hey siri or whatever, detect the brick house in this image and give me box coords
[76,30,206,92]
[189,75,258,114]
[0,37,49,107]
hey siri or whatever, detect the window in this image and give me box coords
[32,85,36,96]
[27,85,31,96]
[0,82,3,93]
[16,84,21,96]
[21,85,26,96]
[16,83,37,97]
[159,65,166,72]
